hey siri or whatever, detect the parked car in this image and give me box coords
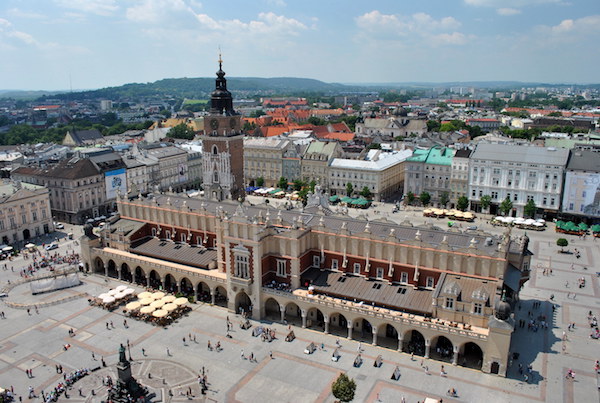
[466,225,478,231]
[54,222,64,229]
[45,243,58,250]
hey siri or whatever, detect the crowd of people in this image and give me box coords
[42,368,90,402]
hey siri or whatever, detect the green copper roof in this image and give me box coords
[407,146,454,165]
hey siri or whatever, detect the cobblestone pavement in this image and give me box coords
[0,208,599,402]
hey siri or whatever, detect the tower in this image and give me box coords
[201,54,245,201]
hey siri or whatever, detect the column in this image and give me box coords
[372,327,378,346]
[452,345,459,366]
[104,264,108,277]
[324,316,330,334]
[210,291,216,305]
[280,306,286,323]
[424,338,431,359]
[159,276,165,291]
[347,321,353,340]
[397,334,403,352]
[117,268,122,281]
[146,276,150,288]
[301,310,307,329]
[194,287,199,303]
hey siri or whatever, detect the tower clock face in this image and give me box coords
[230,117,236,129]
[210,118,219,130]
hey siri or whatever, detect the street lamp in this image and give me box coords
[127,339,132,361]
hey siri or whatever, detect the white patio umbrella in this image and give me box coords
[102,296,116,304]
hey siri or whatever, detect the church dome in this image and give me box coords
[494,292,511,321]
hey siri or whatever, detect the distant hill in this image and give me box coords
[33,77,361,102]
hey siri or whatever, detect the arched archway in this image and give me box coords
[196,282,211,303]
[121,263,132,282]
[23,229,30,240]
[149,270,161,289]
[306,307,325,331]
[378,324,400,350]
[134,266,146,285]
[431,335,454,362]
[214,286,227,307]
[107,260,118,278]
[180,277,193,297]
[328,312,349,338]
[164,274,177,293]
[460,342,483,370]
[235,291,252,315]
[283,302,302,326]
[404,330,425,356]
[358,318,374,343]
[264,298,281,321]
[94,257,105,274]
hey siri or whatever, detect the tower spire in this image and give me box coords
[218,46,222,70]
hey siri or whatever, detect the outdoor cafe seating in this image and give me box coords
[304,342,316,354]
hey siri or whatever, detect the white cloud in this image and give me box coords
[195,12,307,36]
[8,31,38,46]
[54,0,119,16]
[7,8,47,20]
[543,15,600,36]
[355,10,467,46]
[126,0,194,23]
[497,8,521,16]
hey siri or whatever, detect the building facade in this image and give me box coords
[356,117,427,138]
[82,193,531,377]
[244,138,290,187]
[329,149,412,201]
[450,149,472,207]
[301,141,344,189]
[0,181,53,245]
[561,149,600,218]
[404,146,454,205]
[469,144,569,217]
[12,157,107,224]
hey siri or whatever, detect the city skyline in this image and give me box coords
[0,0,599,91]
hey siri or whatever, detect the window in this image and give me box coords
[353,263,361,274]
[445,297,454,309]
[376,267,384,279]
[151,228,157,237]
[331,259,339,270]
[543,197,547,205]
[276,260,286,277]
[180,233,186,243]
[0,220,3,230]
[32,211,37,221]
[426,276,434,288]
[21,214,27,224]
[313,255,320,267]
[212,145,218,155]
[473,302,483,315]
[213,171,219,183]
[235,254,249,279]
[400,272,408,284]
[491,191,498,199]
[551,198,555,205]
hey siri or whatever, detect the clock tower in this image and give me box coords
[201,54,244,201]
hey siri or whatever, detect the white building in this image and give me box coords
[329,149,413,201]
[469,144,569,216]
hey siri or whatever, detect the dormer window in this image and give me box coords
[445,297,454,309]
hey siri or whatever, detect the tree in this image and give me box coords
[457,196,469,211]
[524,199,537,218]
[256,177,264,187]
[427,120,441,132]
[359,186,372,199]
[309,180,317,193]
[278,177,288,190]
[331,373,356,403]
[500,196,513,216]
[480,195,492,212]
[293,180,305,191]
[168,123,195,140]
[419,191,431,206]
[346,182,354,197]
[439,191,450,207]
[556,238,568,252]
[406,191,415,205]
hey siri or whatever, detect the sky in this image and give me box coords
[0,0,599,90]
